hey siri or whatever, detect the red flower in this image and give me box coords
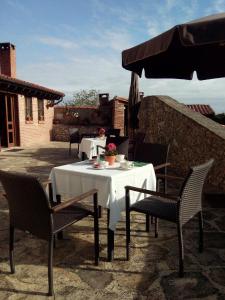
[105,143,117,156]
[107,143,116,151]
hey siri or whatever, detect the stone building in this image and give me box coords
[0,42,64,149]
[53,94,128,141]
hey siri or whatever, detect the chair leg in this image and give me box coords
[56,195,63,240]
[94,193,99,265]
[146,214,150,232]
[9,225,15,274]
[107,209,114,262]
[177,222,184,277]
[98,206,102,218]
[48,236,54,296]
[69,143,71,155]
[198,211,204,253]
[53,235,56,249]
[126,209,130,261]
[154,218,158,238]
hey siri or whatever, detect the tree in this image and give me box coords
[212,113,225,125]
[67,89,100,106]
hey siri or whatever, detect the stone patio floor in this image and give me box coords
[0,142,225,299]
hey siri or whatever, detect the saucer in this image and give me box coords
[93,165,105,170]
[120,166,133,170]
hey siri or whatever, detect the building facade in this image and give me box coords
[0,42,64,149]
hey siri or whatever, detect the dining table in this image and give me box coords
[78,137,106,160]
[49,160,156,261]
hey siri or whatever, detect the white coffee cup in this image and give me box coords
[116,154,125,162]
[120,160,133,169]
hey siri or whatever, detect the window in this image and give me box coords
[38,99,45,121]
[25,97,33,121]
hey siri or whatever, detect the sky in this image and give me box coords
[1,0,225,112]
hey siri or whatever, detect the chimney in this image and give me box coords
[0,42,16,77]
[99,93,109,106]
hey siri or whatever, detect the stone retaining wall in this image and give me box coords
[138,95,225,191]
[52,124,104,141]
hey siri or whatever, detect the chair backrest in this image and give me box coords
[106,136,129,158]
[81,133,98,139]
[70,130,80,143]
[134,142,170,172]
[179,159,214,225]
[68,128,78,135]
[133,132,146,145]
[0,170,52,240]
[106,128,121,137]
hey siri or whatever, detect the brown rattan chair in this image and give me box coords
[125,159,214,277]
[128,132,146,160]
[69,128,81,155]
[106,128,121,137]
[0,170,99,296]
[134,142,170,185]
[133,142,170,231]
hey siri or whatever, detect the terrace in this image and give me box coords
[0,142,225,299]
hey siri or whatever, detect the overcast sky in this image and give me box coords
[1,0,225,112]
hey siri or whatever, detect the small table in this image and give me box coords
[50,161,156,260]
[78,137,106,159]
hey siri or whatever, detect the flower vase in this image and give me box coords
[105,155,116,165]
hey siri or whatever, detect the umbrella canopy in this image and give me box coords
[122,13,225,80]
[128,72,140,129]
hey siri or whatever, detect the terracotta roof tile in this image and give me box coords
[186,104,215,115]
[0,73,64,100]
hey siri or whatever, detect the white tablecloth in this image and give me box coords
[50,161,156,231]
[78,137,106,159]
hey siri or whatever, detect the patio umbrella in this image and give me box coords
[128,72,140,131]
[122,13,225,80]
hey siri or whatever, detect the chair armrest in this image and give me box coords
[51,189,98,213]
[125,185,180,201]
[156,174,184,181]
[154,162,171,171]
[97,145,105,155]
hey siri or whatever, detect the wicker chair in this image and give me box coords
[133,142,170,231]
[125,159,214,276]
[106,128,121,137]
[134,142,170,185]
[0,170,99,296]
[128,132,146,160]
[68,128,81,155]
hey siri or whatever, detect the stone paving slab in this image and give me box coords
[0,142,225,299]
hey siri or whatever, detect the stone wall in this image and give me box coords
[138,95,225,191]
[54,105,111,126]
[52,124,107,141]
[53,97,128,141]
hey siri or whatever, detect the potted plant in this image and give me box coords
[104,143,117,165]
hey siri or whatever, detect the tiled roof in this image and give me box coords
[186,104,215,115]
[0,73,64,100]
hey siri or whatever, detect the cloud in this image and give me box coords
[5,0,28,13]
[38,36,78,49]
[205,0,225,14]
